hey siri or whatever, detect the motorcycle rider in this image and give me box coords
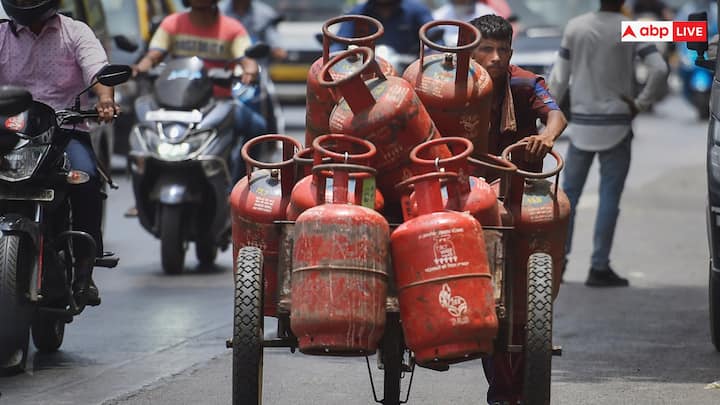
[333,0,437,55]
[0,0,119,305]
[133,0,266,181]
[223,0,287,61]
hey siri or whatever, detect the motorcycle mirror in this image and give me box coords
[245,43,271,60]
[114,35,140,53]
[0,86,32,116]
[95,64,133,87]
[688,12,709,55]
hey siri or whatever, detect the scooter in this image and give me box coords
[0,65,131,374]
[677,1,718,119]
[128,45,270,275]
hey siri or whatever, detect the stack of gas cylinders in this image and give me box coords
[229,16,569,367]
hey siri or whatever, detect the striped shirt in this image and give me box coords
[548,11,668,151]
[149,12,252,98]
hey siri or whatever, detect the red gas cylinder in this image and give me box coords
[409,137,505,226]
[286,134,384,220]
[291,163,389,355]
[305,15,396,147]
[391,171,497,368]
[402,20,493,155]
[230,134,302,316]
[320,46,450,207]
[502,142,570,299]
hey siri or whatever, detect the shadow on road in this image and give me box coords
[553,282,720,385]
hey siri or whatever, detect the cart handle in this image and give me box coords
[500,142,564,179]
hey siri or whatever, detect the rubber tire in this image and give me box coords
[523,252,554,405]
[381,312,404,405]
[0,235,31,375]
[160,205,185,275]
[694,91,711,120]
[710,262,720,351]
[232,246,264,405]
[32,313,65,353]
[195,237,217,267]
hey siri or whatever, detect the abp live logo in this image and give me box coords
[621,21,707,42]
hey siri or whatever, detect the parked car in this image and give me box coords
[100,0,178,155]
[692,5,720,352]
[1,0,136,171]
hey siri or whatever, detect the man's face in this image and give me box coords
[472,37,513,83]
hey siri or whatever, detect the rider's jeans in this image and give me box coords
[562,132,632,270]
[231,101,268,183]
[65,135,103,271]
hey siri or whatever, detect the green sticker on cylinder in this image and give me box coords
[362,177,376,209]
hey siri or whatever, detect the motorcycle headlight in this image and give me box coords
[0,144,49,182]
[155,130,214,161]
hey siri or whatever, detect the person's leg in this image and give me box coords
[591,133,632,271]
[231,102,268,183]
[65,137,103,304]
[561,142,595,260]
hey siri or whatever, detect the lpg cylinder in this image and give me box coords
[502,142,570,299]
[305,15,396,147]
[286,134,384,220]
[320,46,450,207]
[391,171,497,368]
[402,20,492,155]
[229,135,302,316]
[291,163,389,355]
[409,137,501,226]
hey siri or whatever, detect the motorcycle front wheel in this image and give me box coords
[0,235,33,374]
[160,205,186,275]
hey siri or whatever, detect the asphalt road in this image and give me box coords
[2,93,720,405]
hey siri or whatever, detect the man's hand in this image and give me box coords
[239,58,259,85]
[521,133,555,162]
[96,96,119,123]
[621,95,639,118]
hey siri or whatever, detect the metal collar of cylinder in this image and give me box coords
[321,15,385,64]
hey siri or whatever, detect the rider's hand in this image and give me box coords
[241,67,258,85]
[96,96,119,123]
[521,133,554,162]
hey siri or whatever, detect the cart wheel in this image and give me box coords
[709,262,720,351]
[381,312,404,405]
[523,252,553,405]
[232,246,264,405]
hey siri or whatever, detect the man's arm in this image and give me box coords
[134,49,165,75]
[524,78,567,161]
[134,19,172,75]
[547,25,573,104]
[93,83,116,123]
[632,44,669,112]
[72,19,118,122]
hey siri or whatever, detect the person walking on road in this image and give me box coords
[548,0,668,287]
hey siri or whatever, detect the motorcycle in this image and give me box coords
[128,44,271,275]
[0,65,132,374]
[677,1,719,120]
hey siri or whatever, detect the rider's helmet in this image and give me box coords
[1,0,60,27]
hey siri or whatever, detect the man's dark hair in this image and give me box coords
[600,0,624,10]
[469,14,513,44]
